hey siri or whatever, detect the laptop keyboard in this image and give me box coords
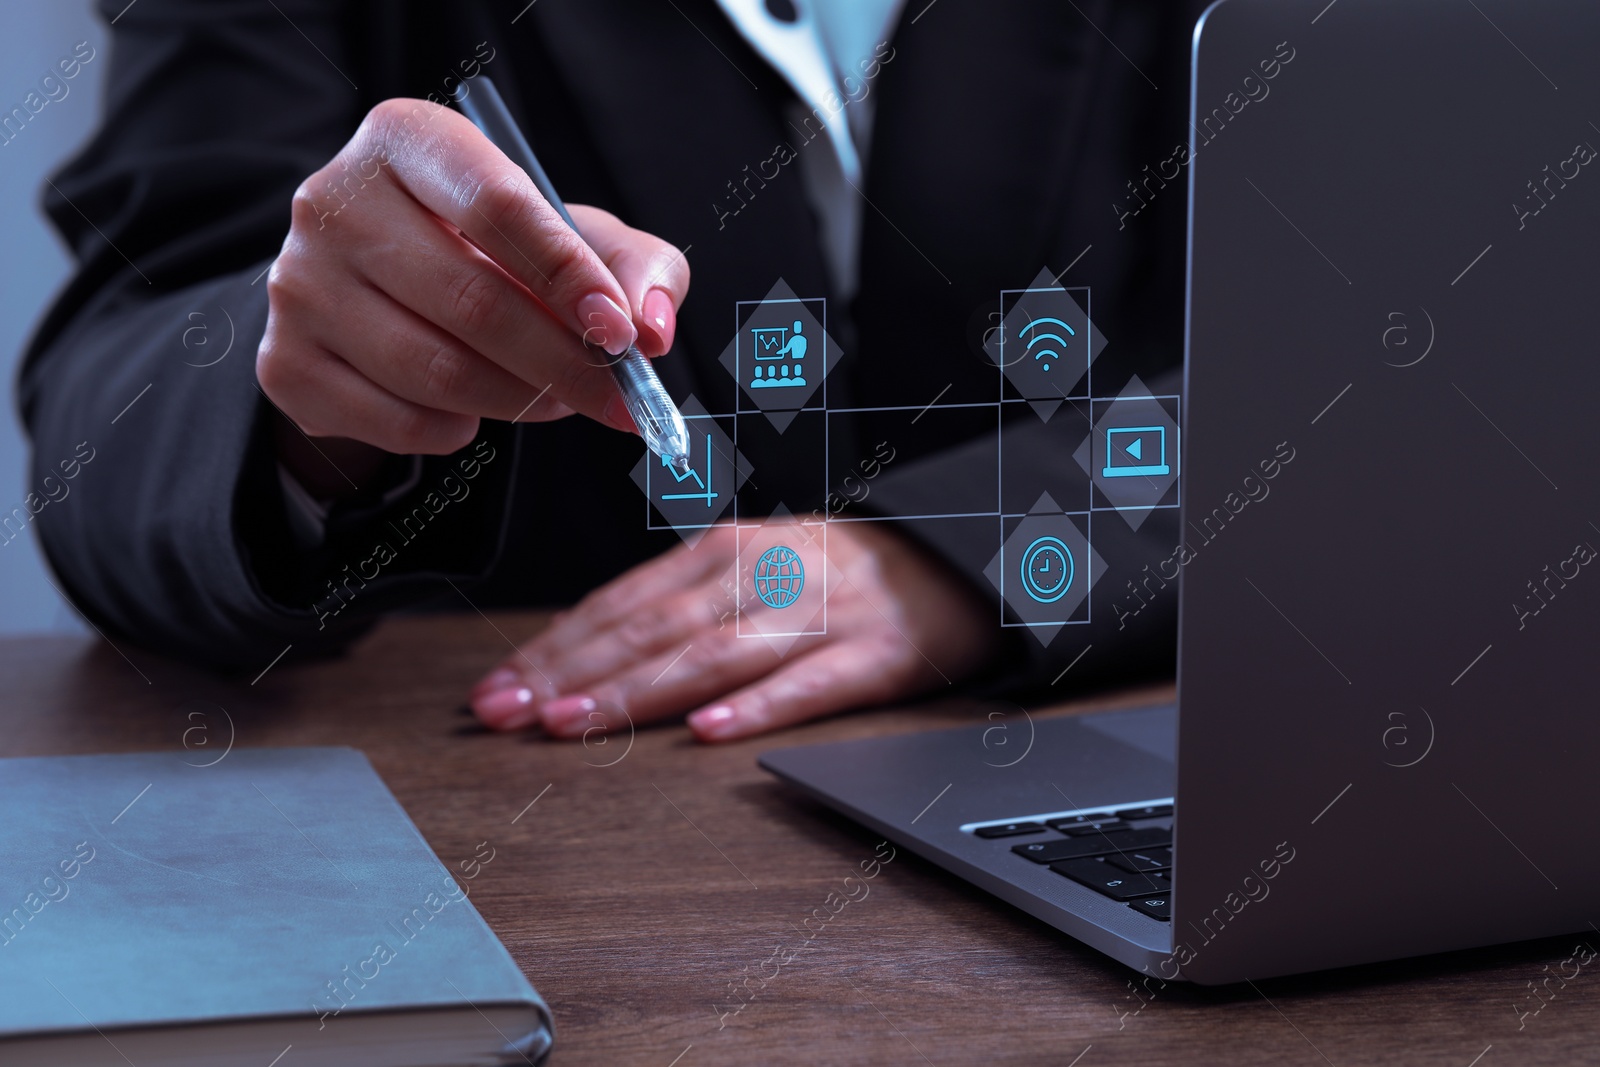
[967,801,1173,921]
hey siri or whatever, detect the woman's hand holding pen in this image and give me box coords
[257,98,688,493]
[259,98,1002,740]
[468,522,1001,742]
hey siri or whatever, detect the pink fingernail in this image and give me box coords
[474,686,538,729]
[638,288,676,355]
[541,694,598,735]
[689,705,742,741]
[471,668,520,698]
[575,292,637,356]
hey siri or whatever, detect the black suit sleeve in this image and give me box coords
[860,371,1183,700]
[18,0,517,671]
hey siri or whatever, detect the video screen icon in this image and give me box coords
[1102,426,1170,478]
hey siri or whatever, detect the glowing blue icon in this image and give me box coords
[1102,426,1170,478]
[1020,317,1075,372]
[660,433,718,507]
[753,545,806,608]
[749,319,808,389]
[1019,536,1074,604]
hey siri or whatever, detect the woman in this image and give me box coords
[23,0,1196,741]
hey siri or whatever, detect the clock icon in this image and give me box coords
[1019,536,1074,604]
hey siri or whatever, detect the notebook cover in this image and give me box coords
[0,747,551,1060]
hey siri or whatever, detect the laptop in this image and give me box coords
[761,0,1600,984]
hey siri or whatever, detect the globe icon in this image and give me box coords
[753,545,806,609]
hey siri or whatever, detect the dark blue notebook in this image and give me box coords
[0,747,552,1066]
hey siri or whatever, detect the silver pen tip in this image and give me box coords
[672,453,691,474]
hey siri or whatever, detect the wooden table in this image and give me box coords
[7,611,1594,1066]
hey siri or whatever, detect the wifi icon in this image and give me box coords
[1020,317,1076,372]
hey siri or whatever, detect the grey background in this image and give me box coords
[0,1,107,634]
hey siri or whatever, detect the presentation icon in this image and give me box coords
[749,320,808,389]
[1102,426,1170,478]
[721,279,837,425]
[753,545,806,608]
[1019,536,1074,604]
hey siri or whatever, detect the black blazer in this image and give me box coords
[22,0,1202,694]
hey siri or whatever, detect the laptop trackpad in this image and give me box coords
[760,703,1177,837]
[1078,704,1176,764]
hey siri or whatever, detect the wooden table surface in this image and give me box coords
[7,610,1594,1066]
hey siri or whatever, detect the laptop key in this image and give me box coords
[1112,804,1174,820]
[1011,828,1172,864]
[1129,896,1172,921]
[1050,860,1167,901]
[1105,847,1172,873]
[1058,819,1131,837]
[973,821,1046,839]
[1046,813,1116,830]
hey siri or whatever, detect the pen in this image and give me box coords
[454,76,692,473]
